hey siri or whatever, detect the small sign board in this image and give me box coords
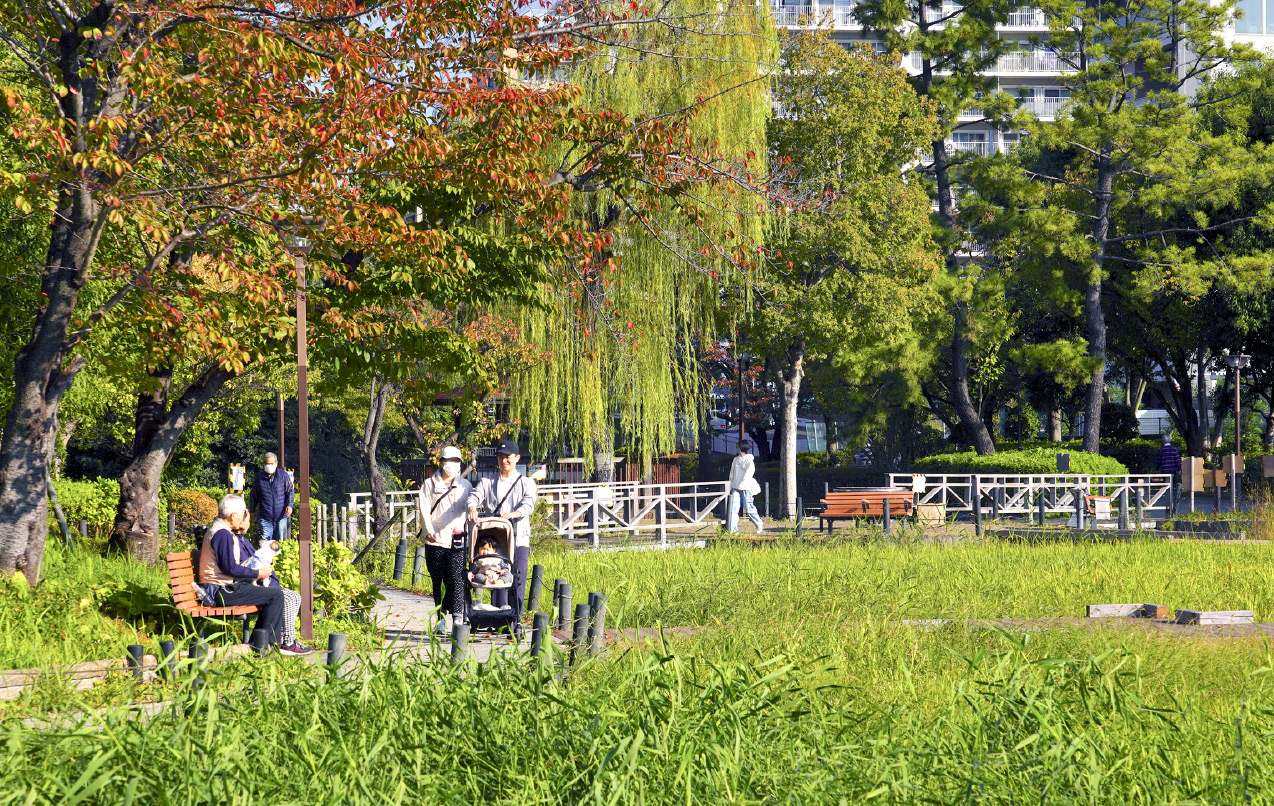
[528,463,548,481]
[228,463,245,492]
[1264,455,1274,478]
[910,475,926,494]
[1222,454,1245,474]
[1205,469,1228,490]
[1056,453,1070,473]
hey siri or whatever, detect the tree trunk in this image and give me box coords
[1048,410,1063,442]
[1197,350,1213,451]
[592,439,615,484]
[359,377,393,536]
[0,195,102,584]
[777,341,805,520]
[1128,376,1147,412]
[1081,156,1114,454]
[951,300,996,454]
[110,363,236,563]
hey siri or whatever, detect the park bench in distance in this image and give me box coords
[817,490,914,531]
[166,551,259,643]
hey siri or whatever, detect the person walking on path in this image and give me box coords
[1155,433,1182,475]
[417,446,473,637]
[467,439,537,621]
[252,452,294,542]
[726,440,764,534]
[199,494,312,655]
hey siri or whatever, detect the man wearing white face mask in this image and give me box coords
[417,446,473,637]
[252,452,294,543]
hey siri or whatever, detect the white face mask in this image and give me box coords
[442,460,461,477]
[264,463,277,475]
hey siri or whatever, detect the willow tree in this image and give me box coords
[507,0,774,479]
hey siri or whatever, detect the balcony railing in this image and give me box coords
[771,5,816,26]
[1004,7,1047,26]
[1018,96,1068,116]
[947,139,994,156]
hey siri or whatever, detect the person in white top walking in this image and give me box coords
[726,439,764,534]
[467,439,537,619]
[417,446,473,636]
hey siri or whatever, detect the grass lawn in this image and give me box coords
[4,535,1274,802]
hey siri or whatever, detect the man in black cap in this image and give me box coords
[467,439,537,621]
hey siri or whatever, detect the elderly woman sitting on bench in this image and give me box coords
[198,494,313,656]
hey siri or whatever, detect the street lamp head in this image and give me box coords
[273,216,327,257]
[1221,353,1251,370]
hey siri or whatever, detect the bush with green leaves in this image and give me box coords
[274,539,382,615]
[1100,403,1141,442]
[49,477,119,530]
[912,447,1128,475]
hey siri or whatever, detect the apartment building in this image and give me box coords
[770,1,1274,157]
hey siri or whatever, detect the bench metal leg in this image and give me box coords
[242,616,252,644]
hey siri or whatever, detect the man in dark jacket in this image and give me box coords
[252,451,294,542]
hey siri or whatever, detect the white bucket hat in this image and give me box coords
[439,446,462,461]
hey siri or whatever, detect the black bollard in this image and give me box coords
[1074,487,1085,530]
[589,594,608,655]
[795,497,804,542]
[1213,480,1222,515]
[571,602,591,665]
[412,547,425,589]
[450,622,469,666]
[557,583,573,632]
[530,612,549,658]
[168,512,177,541]
[883,498,891,534]
[188,639,207,692]
[527,565,545,613]
[1119,489,1129,531]
[242,616,252,645]
[1037,493,1046,527]
[393,537,408,581]
[327,633,346,669]
[991,488,1000,520]
[159,640,176,683]
[126,644,145,681]
[1136,492,1145,525]
[972,476,982,537]
[250,629,270,657]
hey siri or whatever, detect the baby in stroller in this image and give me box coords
[468,537,513,587]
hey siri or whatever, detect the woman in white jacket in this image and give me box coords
[726,440,764,534]
[417,446,473,636]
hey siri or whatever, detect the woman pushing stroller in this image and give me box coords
[417,445,472,637]
[467,439,537,619]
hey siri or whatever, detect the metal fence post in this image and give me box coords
[570,602,591,666]
[883,498,891,534]
[412,547,425,589]
[972,476,982,537]
[250,629,269,657]
[450,622,469,666]
[557,583,572,632]
[530,612,549,658]
[527,565,544,613]
[795,497,804,542]
[589,593,607,655]
[392,536,407,581]
[126,644,145,681]
[159,639,176,683]
[1074,486,1085,530]
[327,633,346,669]
[1119,489,1129,530]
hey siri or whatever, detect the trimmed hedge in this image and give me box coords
[912,448,1128,475]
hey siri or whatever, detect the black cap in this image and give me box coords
[495,439,521,456]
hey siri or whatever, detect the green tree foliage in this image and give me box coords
[755,33,941,516]
[966,0,1274,456]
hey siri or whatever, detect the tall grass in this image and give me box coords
[534,538,1274,629]
[2,637,1273,804]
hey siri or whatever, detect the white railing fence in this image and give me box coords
[349,480,732,549]
[885,474,1174,516]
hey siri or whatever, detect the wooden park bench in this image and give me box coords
[166,550,259,643]
[817,491,914,531]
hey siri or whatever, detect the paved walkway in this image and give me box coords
[371,584,553,663]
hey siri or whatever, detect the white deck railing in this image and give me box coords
[349,480,731,549]
[885,473,1173,516]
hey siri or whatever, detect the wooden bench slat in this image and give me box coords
[165,550,260,620]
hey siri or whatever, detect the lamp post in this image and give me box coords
[276,217,325,641]
[1222,352,1250,511]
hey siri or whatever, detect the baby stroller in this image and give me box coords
[464,516,520,636]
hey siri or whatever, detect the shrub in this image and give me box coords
[1100,403,1140,442]
[50,477,119,529]
[167,489,218,531]
[274,539,382,615]
[796,451,828,469]
[912,447,1128,475]
[1102,438,1162,473]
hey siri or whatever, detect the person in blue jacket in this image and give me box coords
[252,452,294,542]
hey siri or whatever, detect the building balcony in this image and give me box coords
[769,3,1050,31]
[1017,96,1067,117]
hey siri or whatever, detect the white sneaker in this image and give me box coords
[472,602,496,612]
